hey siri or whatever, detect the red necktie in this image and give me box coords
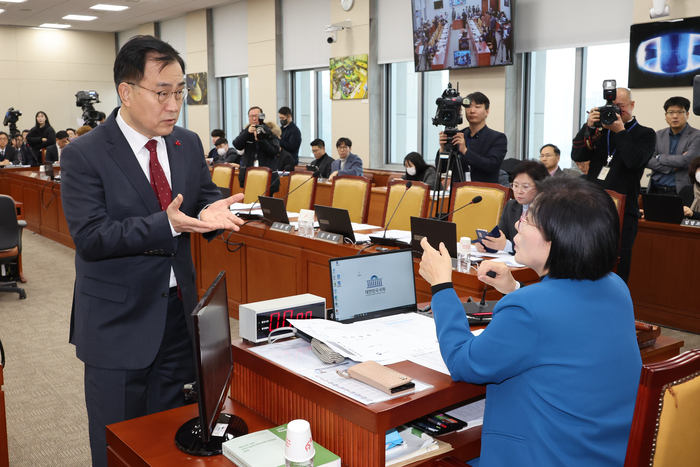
[145,139,171,211]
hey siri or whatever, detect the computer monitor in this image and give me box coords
[175,271,248,456]
[328,249,417,323]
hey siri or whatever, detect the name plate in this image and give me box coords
[315,231,343,244]
[270,222,294,233]
[681,219,700,228]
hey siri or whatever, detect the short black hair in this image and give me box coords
[211,129,225,138]
[113,35,186,92]
[688,156,700,187]
[512,160,549,183]
[56,131,69,140]
[311,138,325,148]
[97,112,106,121]
[66,128,76,133]
[248,106,262,115]
[278,106,292,117]
[664,96,691,113]
[0,132,7,138]
[540,144,560,157]
[336,137,352,148]
[528,177,619,281]
[466,91,490,110]
[215,137,228,146]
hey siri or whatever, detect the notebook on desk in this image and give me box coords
[642,193,685,224]
[328,249,418,323]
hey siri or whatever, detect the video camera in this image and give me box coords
[3,107,21,138]
[76,90,101,128]
[432,83,470,129]
[596,79,620,127]
[254,112,273,140]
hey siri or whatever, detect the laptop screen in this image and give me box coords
[328,249,417,323]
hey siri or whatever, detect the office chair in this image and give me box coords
[624,348,700,466]
[381,179,430,231]
[211,163,234,189]
[0,195,26,299]
[243,167,272,204]
[449,182,511,240]
[330,175,371,224]
[286,171,317,213]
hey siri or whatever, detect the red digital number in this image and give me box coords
[269,312,281,332]
[283,309,293,327]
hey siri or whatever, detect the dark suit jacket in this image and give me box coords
[44,144,59,163]
[307,153,334,179]
[498,199,523,246]
[0,146,17,164]
[60,107,222,370]
[16,144,39,166]
[435,125,508,184]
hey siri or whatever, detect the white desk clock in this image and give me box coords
[239,293,326,344]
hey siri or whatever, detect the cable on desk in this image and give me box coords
[40,181,57,210]
[222,230,244,253]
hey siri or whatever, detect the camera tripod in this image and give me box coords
[431,126,465,219]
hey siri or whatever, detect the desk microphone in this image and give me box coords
[237,172,281,221]
[369,181,413,248]
[439,195,482,221]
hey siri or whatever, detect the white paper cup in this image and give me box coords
[284,419,315,465]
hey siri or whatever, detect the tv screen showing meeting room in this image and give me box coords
[411,0,513,72]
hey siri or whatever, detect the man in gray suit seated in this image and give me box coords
[647,96,700,195]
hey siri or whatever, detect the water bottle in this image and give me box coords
[298,220,314,238]
[457,237,471,273]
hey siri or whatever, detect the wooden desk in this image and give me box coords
[106,397,276,467]
[193,223,539,319]
[628,220,700,333]
[0,364,8,467]
[231,340,485,467]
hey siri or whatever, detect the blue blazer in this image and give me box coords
[330,152,363,177]
[432,274,641,466]
[61,107,222,370]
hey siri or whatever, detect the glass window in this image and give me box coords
[421,69,449,164]
[291,69,332,161]
[387,62,419,164]
[221,76,249,142]
[177,102,187,129]
[581,43,630,125]
[525,48,577,170]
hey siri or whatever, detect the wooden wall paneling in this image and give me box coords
[196,232,247,317]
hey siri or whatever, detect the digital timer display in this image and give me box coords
[255,302,326,340]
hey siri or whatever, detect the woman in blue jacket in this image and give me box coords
[419,177,641,467]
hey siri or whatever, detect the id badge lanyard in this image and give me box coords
[598,121,637,181]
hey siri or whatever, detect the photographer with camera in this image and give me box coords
[232,106,281,195]
[572,84,656,283]
[435,91,507,184]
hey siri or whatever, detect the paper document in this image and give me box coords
[229,202,258,210]
[376,229,412,243]
[351,222,382,231]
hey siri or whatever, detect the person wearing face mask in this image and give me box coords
[401,152,439,189]
[211,137,240,166]
[680,156,700,220]
[278,106,301,166]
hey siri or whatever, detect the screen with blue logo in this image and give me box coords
[329,249,417,323]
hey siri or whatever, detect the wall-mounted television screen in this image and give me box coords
[411,0,513,72]
[629,16,700,88]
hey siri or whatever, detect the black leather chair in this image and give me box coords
[0,195,26,299]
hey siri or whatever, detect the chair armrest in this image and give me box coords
[18,220,27,228]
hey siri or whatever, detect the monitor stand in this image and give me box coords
[174,412,248,456]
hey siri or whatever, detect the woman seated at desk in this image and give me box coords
[419,177,641,467]
[476,160,549,254]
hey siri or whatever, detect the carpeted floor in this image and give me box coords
[1,231,699,466]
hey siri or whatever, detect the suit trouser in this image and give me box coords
[84,288,195,467]
[616,213,639,284]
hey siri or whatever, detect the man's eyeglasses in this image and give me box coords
[665,110,686,116]
[337,146,349,150]
[127,82,188,105]
[510,182,534,191]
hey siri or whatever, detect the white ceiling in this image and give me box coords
[0,0,240,33]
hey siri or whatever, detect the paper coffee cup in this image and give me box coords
[284,419,315,464]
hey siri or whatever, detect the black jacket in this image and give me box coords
[435,125,507,184]
[280,121,302,165]
[307,153,334,179]
[232,125,280,194]
[26,124,56,164]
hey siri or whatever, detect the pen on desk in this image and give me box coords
[427,417,448,428]
[435,414,460,425]
[413,421,439,433]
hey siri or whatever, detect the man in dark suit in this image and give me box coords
[278,106,302,166]
[436,92,507,184]
[0,132,17,166]
[60,35,244,467]
[307,138,334,179]
[539,144,568,178]
[13,134,38,166]
[44,130,69,163]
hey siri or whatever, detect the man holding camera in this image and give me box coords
[232,106,280,194]
[435,92,507,184]
[646,96,700,196]
[572,87,656,283]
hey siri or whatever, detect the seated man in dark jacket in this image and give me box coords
[211,137,239,166]
[307,138,334,179]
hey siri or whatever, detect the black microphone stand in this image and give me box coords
[368,181,413,248]
[236,174,281,221]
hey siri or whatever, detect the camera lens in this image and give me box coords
[600,109,616,126]
[440,110,454,123]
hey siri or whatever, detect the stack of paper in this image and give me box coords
[385,425,452,466]
[222,424,340,467]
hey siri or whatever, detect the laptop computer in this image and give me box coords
[327,249,418,323]
[642,193,685,224]
[314,205,356,243]
[258,196,289,224]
